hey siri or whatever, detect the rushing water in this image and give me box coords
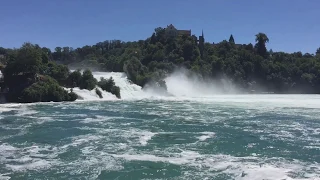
[0,72,320,179]
[0,95,320,180]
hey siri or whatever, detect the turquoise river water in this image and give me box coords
[0,95,320,180]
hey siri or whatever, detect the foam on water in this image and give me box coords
[1,75,320,179]
[0,104,22,113]
[139,131,157,146]
[0,143,59,172]
[197,132,215,141]
[113,151,319,180]
[0,174,10,180]
[112,151,320,180]
[64,87,118,101]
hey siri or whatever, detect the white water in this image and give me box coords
[67,71,196,101]
[1,88,320,179]
[92,72,145,99]
[69,69,224,101]
[65,72,150,101]
[64,87,118,101]
[66,71,320,108]
[165,69,240,97]
[68,70,224,101]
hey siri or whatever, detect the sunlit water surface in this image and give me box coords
[0,95,320,180]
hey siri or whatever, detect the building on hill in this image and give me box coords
[165,24,191,38]
[164,24,205,58]
[164,24,205,44]
[177,30,191,36]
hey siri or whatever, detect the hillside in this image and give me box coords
[1,26,320,94]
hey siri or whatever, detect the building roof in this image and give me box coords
[165,24,192,36]
[177,30,191,36]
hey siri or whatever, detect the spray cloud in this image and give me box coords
[164,67,242,97]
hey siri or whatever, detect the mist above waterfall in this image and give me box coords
[165,68,241,97]
[67,67,243,101]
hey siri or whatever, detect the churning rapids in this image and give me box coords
[0,72,319,180]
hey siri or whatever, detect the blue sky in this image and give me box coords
[0,0,319,53]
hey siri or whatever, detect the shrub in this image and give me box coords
[97,77,121,99]
[68,91,78,101]
[97,77,114,91]
[111,86,121,99]
[95,88,103,99]
[79,69,97,90]
[18,76,77,103]
[67,70,82,87]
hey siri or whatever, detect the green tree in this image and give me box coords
[316,48,320,56]
[2,26,320,96]
[19,76,77,103]
[182,40,194,61]
[98,77,121,98]
[4,43,42,78]
[150,33,157,44]
[255,33,269,57]
[53,47,62,61]
[229,34,235,44]
[68,70,82,87]
[123,57,144,83]
[0,47,7,55]
[79,69,97,90]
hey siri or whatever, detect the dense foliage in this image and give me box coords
[0,43,121,103]
[1,26,320,94]
[78,69,97,90]
[97,77,121,98]
[19,76,78,103]
[67,70,82,87]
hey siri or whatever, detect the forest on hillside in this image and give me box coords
[0,44,121,103]
[1,26,320,97]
